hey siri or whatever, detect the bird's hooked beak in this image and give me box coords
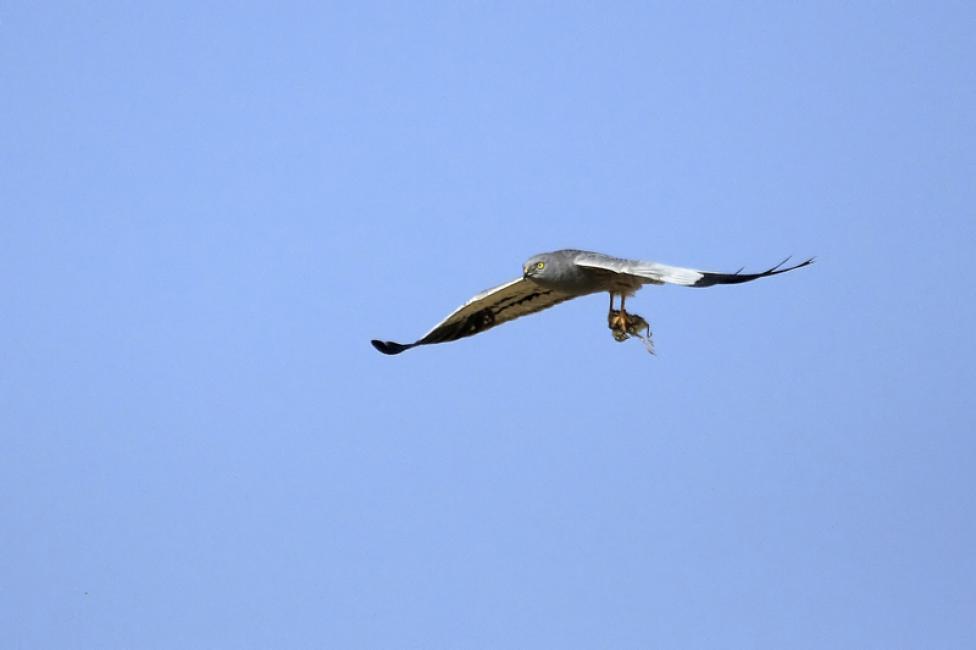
[522,264,533,279]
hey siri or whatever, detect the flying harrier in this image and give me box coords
[370,249,813,355]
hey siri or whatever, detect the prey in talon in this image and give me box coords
[607,290,653,351]
[608,308,655,353]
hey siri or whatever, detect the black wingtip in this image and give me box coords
[762,255,815,276]
[371,339,414,355]
[783,256,815,273]
[692,255,815,287]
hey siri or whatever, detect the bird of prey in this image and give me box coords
[370,249,813,355]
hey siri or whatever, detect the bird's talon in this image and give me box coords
[608,309,654,352]
[608,309,631,340]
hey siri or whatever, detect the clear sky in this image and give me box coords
[2,2,974,648]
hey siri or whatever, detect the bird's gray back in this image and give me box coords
[533,249,644,294]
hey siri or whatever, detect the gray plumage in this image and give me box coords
[371,249,813,355]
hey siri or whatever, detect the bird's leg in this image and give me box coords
[608,292,625,340]
[618,294,630,331]
[608,292,620,327]
[608,292,635,341]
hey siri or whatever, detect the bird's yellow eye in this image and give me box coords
[536,261,545,270]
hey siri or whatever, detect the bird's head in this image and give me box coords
[522,253,556,281]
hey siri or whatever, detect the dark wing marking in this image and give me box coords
[686,256,815,287]
[574,253,814,287]
[371,278,576,355]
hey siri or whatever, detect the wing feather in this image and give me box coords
[574,253,814,287]
[371,278,575,355]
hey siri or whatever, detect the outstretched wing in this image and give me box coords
[574,253,814,288]
[371,278,576,355]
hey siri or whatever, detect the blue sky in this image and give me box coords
[2,2,974,648]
